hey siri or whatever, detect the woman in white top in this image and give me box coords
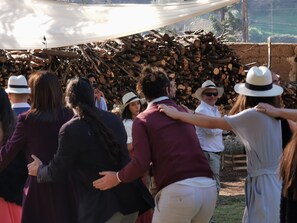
[159,66,284,223]
[121,92,143,156]
[121,92,152,223]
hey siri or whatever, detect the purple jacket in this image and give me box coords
[0,108,77,223]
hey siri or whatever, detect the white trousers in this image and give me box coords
[152,181,217,223]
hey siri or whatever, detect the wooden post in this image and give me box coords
[268,36,271,69]
[242,0,248,42]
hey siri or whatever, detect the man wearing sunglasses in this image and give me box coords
[193,80,224,222]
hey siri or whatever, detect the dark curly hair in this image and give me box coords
[137,66,170,101]
[65,77,120,164]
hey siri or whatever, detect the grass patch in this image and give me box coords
[214,195,245,223]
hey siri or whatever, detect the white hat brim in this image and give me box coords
[120,98,146,111]
[193,87,224,100]
[234,83,283,97]
[5,88,31,94]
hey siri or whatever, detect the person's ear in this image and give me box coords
[165,86,170,96]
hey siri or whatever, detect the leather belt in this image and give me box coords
[204,151,221,155]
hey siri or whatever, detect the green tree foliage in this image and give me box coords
[209,8,242,42]
[249,27,268,42]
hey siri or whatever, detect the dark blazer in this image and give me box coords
[37,109,154,223]
[0,108,77,223]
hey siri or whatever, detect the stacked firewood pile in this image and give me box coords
[281,81,297,109]
[0,30,295,112]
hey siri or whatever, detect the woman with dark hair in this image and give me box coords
[0,87,25,223]
[0,71,77,223]
[280,128,297,223]
[121,92,143,156]
[27,77,154,223]
[120,92,153,223]
[159,66,284,223]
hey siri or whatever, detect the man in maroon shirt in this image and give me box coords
[93,66,217,223]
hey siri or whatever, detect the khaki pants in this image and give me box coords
[152,181,217,223]
[203,151,221,191]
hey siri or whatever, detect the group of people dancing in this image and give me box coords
[0,65,296,223]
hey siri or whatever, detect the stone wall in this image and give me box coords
[227,43,297,82]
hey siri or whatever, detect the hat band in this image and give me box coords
[125,96,138,104]
[205,84,216,88]
[9,84,29,89]
[245,82,272,91]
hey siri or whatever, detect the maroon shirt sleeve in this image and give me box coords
[118,117,151,182]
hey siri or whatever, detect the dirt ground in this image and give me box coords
[219,168,246,196]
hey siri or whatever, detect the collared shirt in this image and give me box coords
[146,96,169,108]
[195,101,224,153]
[11,102,30,109]
[11,102,31,116]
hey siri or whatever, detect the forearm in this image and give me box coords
[278,108,297,121]
[177,112,231,131]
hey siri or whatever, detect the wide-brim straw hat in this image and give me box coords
[193,80,224,100]
[234,66,283,97]
[5,75,31,94]
[121,92,145,111]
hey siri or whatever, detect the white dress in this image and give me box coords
[224,108,282,223]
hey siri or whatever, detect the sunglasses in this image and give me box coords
[203,92,218,97]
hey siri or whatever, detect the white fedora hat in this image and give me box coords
[194,80,224,101]
[234,66,283,97]
[5,75,31,94]
[121,92,145,111]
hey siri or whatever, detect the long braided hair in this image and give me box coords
[65,77,120,164]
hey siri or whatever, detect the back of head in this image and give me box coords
[65,77,94,110]
[0,88,12,120]
[137,66,170,101]
[66,77,121,164]
[5,74,31,95]
[0,88,16,143]
[28,71,63,120]
[229,95,278,115]
[231,66,284,112]
[234,66,283,98]
[86,73,97,80]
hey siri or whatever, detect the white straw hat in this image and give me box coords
[193,80,224,100]
[121,92,145,111]
[234,66,283,97]
[5,75,31,94]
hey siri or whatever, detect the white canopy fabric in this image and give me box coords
[0,0,239,50]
